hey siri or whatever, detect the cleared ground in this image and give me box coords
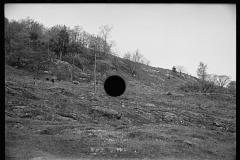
[5,65,236,160]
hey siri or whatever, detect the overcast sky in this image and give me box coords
[5,4,236,80]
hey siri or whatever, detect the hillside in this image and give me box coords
[5,57,236,160]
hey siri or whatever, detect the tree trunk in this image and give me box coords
[60,51,62,61]
[48,42,49,61]
[71,52,74,82]
[10,40,12,53]
[60,41,64,61]
[70,70,73,82]
[94,52,96,95]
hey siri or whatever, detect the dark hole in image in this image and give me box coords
[104,75,126,97]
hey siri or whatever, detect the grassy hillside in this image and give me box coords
[5,56,236,160]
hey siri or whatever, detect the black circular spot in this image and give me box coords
[104,75,126,97]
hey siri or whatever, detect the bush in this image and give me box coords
[62,54,72,64]
[179,80,217,93]
[172,66,176,73]
[227,81,236,96]
[179,82,200,93]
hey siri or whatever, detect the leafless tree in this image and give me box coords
[123,50,145,76]
[216,75,231,88]
[98,25,115,56]
[207,74,218,85]
[197,62,208,81]
[140,57,150,66]
[208,74,231,88]
[176,65,186,76]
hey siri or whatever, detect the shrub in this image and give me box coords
[172,66,176,73]
[179,80,217,93]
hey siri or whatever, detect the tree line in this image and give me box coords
[177,62,235,95]
[5,16,150,80]
[5,17,118,74]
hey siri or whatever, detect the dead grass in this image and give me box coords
[5,64,236,160]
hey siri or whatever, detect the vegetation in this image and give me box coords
[172,66,176,73]
[5,17,151,82]
[122,49,149,78]
[196,62,208,81]
[5,17,235,160]
[179,62,234,95]
[175,65,186,76]
[227,81,236,96]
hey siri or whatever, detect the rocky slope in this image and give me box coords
[5,62,236,160]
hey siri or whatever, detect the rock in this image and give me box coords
[72,80,80,84]
[43,71,51,74]
[213,121,223,127]
[164,112,178,122]
[183,140,196,147]
[9,100,21,105]
[145,103,155,107]
[21,114,32,118]
[13,106,28,109]
[89,106,121,120]
[116,147,125,152]
[166,91,172,95]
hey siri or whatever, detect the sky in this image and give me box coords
[5,4,236,81]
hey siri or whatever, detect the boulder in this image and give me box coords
[145,103,155,107]
[89,106,121,120]
[163,112,178,122]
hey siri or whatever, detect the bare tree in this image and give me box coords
[140,57,150,66]
[176,65,186,76]
[123,50,144,77]
[123,51,135,75]
[197,62,208,81]
[98,25,115,56]
[207,74,218,85]
[123,52,131,60]
[132,49,143,64]
[216,75,231,88]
